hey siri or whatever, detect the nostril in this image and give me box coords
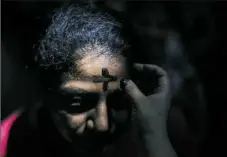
[86,119,94,129]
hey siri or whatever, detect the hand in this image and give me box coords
[121,63,171,133]
[120,63,177,157]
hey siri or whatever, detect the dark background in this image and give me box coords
[1,1,226,156]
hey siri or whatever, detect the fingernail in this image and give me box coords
[120,79,129,89]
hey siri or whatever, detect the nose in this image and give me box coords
[88,94,109,131]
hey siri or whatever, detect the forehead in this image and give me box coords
[61,51,128,93]
[62,81,120,93]
[77,52,126,76]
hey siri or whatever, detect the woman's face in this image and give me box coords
[48,52,132,153]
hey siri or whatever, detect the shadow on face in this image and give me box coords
[48,51,132,150]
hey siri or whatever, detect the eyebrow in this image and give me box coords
[59,87,89,95]
[60,86,119,96]
[61,70,121,94]
[76,75,118,83]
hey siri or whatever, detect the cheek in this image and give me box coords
[60,111,88,129]
[108,94,132,122]
[108,98,132,128]
[111,109,130,125]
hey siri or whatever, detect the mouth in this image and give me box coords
[70,132,112,156]
[71,128,113,143]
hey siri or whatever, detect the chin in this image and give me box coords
[70,139,110,157]
[71,140,118,157]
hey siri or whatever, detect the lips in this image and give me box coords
[70,130,112,153]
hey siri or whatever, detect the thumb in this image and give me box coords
[120,79,148,106]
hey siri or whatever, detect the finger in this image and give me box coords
[144,64,169,94]
[120,79,148,106]
[134,63,170,94]
[134,63,167,77]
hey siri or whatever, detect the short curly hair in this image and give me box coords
[36,4,128,87]
[37,4,126,70]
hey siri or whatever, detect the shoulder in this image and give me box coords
[1,107,62,157]
[1,107,54,157]
[0,110,22,157]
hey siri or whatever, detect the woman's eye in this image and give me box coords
[63,94,98,113]
[107,92,128,110]
[70,96,81,106]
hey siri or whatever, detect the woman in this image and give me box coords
[1,4,176,157]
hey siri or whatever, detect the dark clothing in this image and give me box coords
[5,108,81,157]
[3,108,138,157]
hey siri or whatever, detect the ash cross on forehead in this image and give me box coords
[92,68,118,92]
